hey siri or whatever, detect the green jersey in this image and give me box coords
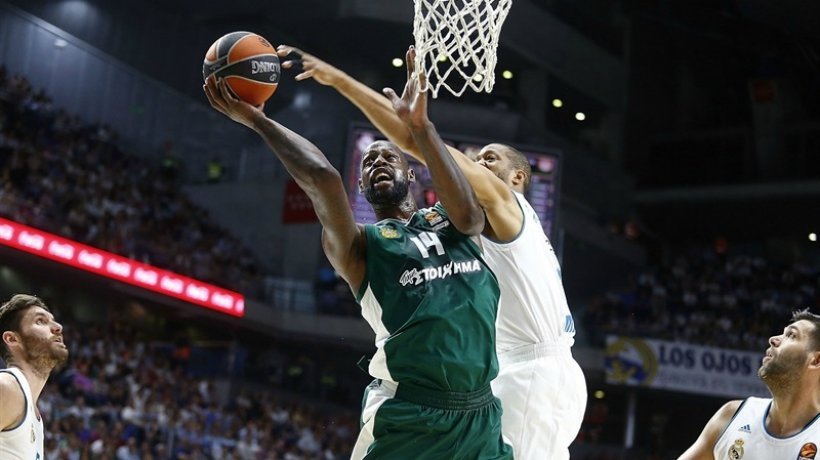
[356,203,501,392]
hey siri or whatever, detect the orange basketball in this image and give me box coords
[801,443,817,457]
[203,31,280,106]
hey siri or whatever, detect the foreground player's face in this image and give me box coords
[475,144,515,186]
[758,320,816,389]
[17,306,68,369]
[359,141,414,206]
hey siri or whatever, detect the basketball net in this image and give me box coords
[413,0,513,98]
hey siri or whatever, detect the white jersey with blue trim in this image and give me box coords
[714,397,820,460]
[0,367,44,460]
[480,191,575,352]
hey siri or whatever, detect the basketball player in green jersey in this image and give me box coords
[204,48,512,460]
[0,294,69,459]
[278,45,587,459]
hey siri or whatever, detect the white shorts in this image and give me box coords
[491,343,587,460]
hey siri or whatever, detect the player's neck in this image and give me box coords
[8,360,49,403]
[767,385,820,436]
[372,197,417,222]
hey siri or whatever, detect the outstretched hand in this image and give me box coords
[277,45,346,87]
[383,46,429,130]
[203,77,265,130]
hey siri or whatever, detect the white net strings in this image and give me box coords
[413,0,513,98]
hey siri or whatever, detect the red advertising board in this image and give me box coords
[0,218,245,317]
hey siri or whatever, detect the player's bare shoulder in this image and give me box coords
[703,400,744,445]
[0,371,22,396]
[0,371,25,429]
[678,400,743,460]
[715,400,743,423]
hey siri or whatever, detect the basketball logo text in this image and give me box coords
[251,61,281,75]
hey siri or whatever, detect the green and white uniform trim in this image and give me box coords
[356,203,501,391]
[351,203,511,460]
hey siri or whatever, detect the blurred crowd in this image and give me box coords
[36,315,357,460]
[584,246,820,350]
[0,66,263,296]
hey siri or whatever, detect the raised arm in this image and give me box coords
[278,45,520,239]
[278,45,417,154]
[203,78,366,292]
[382,47,484,236]
[677,400,742,460]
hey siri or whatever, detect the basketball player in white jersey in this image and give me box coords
[278,46,587,460]
[678,309,820,460]
[0,294,68,459]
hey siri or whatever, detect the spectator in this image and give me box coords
[0,72,263,295]
[37,314,358,459]
[584,247,820,350]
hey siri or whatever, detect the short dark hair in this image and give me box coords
[791,308,820,351]
[500,145,532,190]
[0,294,49,362]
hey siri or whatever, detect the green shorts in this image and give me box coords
[351,379,514,460]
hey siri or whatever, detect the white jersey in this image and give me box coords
[714,397,820,460]
[480,192,575,352]
[0,367,44,460]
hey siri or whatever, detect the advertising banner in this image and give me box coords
[0,218,245,317]
[605,336,769,398]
